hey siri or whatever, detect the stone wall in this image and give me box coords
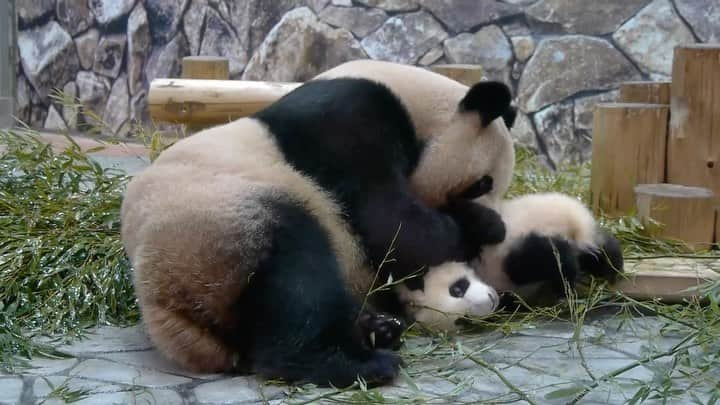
[14,0,718,166]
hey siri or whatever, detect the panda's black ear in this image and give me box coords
[502,106,517,129]
[458,81,513,128]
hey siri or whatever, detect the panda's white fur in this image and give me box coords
[120,59,517,387]
[396,262,499,332]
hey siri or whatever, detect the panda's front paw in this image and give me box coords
[358,311,405,351]
[455,175,494,200]
[441,199,506,259]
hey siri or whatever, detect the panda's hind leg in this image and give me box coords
[578,229,624,282]
[240,198,401,388]
[503,233,580,296]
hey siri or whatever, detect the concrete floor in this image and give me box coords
[1,131,714,404]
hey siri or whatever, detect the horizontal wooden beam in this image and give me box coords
[148,78,301,125]
[614,257,719,302]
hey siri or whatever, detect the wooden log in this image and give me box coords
[615,257,720,302]
[666,45,720,199]
[429,64,484,86]
[182,56,230,80]
[590,103,669,216]
[635,183,715,250]
[716,207,720,245]
[180,57,231,132]
[148,78,301,125]
[619,81,671,104]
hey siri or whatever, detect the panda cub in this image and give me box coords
[397,192,624,331]
[475,192,624,305]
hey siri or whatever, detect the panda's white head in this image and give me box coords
[395,262,500,332]
[315,59,517,208]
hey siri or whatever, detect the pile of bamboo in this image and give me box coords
[590,45,720,250]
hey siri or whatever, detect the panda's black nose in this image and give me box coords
[449,278,470,298]
[488,290,499,309]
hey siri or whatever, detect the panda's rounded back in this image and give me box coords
[315,59,516,208]
[499,192,598,248]
[121,119,368,292]
[119,118,376,372]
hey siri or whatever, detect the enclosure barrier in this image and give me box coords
[148,59,485,131]
[590,103,669,215]
[591,44,720,253]
[618,81,671,104]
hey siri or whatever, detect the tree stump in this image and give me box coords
[666,45,720,199]
[429,64,484,86]
[635,183,715,250]
[619,81,671,104]
[590,103,669,216]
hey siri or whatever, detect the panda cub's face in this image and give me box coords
[396,262,499,332]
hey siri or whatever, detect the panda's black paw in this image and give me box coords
[455,175,494,200]
[441,199,506,259]
[358,350,403,387]
[578,230,624,282]
[358,311,405,351]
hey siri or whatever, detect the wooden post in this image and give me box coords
[180,56,231,132]
[182,56,230,80]
[635,183,715,251]
[429,64,484,86]
[716,208,719,245]
[619,81,671,104]
[0,0,12,128]
[148,78,301,126]
[666,45,720,199]
[590,103,669,216]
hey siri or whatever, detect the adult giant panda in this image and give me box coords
[396,192,624,332]
[120,60,516,388]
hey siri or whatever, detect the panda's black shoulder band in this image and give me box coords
[458,81,513,128]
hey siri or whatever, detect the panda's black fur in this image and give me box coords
[120,61,516,388]
[254,77,507,300]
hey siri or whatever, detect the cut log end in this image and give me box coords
[635,183,716,250]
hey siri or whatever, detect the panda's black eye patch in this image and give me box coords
[449,278,470,298]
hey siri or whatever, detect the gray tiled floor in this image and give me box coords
[2,314,706,405]
[2,135,710,404]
